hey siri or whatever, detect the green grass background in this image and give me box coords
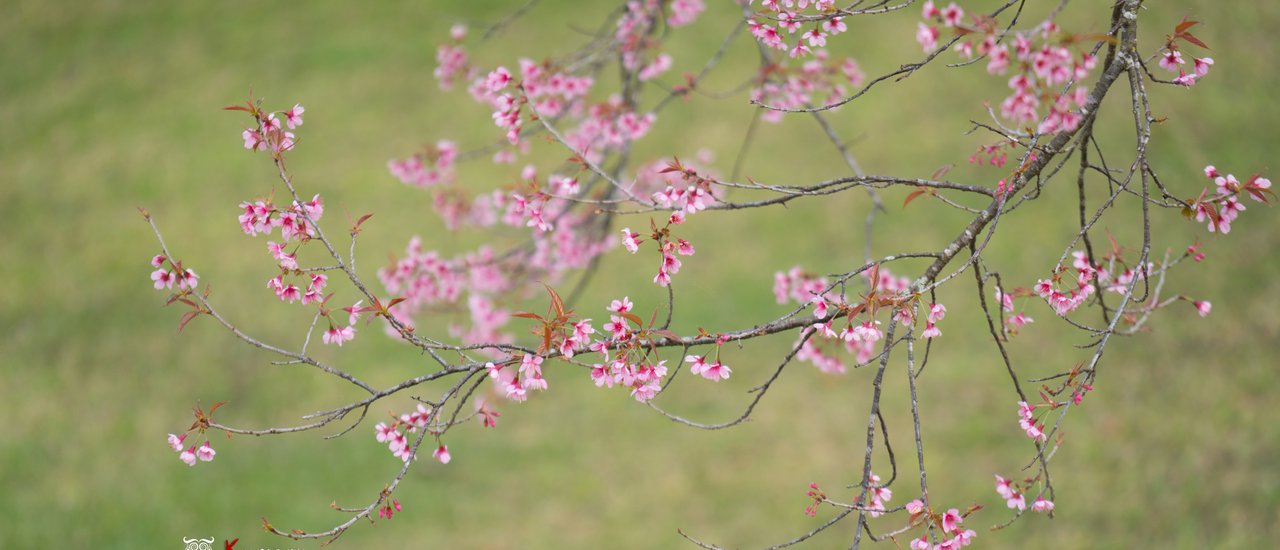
[3,1,1278,548]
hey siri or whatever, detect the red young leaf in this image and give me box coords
[352,213,375,233]
[903,188,932,208]
[177,310,201,333]
[1179,32,1209,50]
[931,164,954,180]
[543,283,565,318]
[1174,17,1199,34]
[653,329,682,342]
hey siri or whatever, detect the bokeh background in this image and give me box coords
[4,1,1278,548]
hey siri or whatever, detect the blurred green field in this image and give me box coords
[3,1,1279,548]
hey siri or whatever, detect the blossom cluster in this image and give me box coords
[1190,165,1272,234]
[241,103,303,154]
[994,474,1054,514]
[1033,250,1159,317]
[167,433,216,467]
[1155,18,1214,87]
[747,0,843,59]
[750,49,865,121]
[149,254,198,291]
[373,404,452,465]
[992,285,1035,333]
[907,506,977,550]
[1016,400,1046,442]
[617,0,704,72]
[774,265,945,374]
[917,3,1099,134]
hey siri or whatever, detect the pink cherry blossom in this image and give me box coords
[179,447,198,466]
[519,354,544,377]
[1022,421,1046,442]
[1017,400,1035,421]
[928,303,946,323]
[851,320,883,343]
[522,371,549,392]
[987,44,1010,74]
[486,67,512,92]
[1194,300,1211,317]
[1006,491,1027,511]
[621,228,642,253]
[167,433,186,452]
[802,29,827,48]
[906,498,924,515]
[654,268,672,287]
[610,296,634,314]
[823,17,847,35]
[323,325,356,346]
[1193,57,1214,77]
[174,268,198,290]
[812,297,828,318]
[374,422,396,443]
[196,441,217,462]
[921,322,941,339]
[941,507,963,533]
[941,3,964,27]
[1031,496,1055,512]
[921,0,941,18]
[638,54,673,81]
[1159,49,1185,72]
[916,23,939,52]
[476,399,500,428]
[995,474,1015,499]
[283,104,304,129]
[242,129,266,151]
[262,114,282,133]
[343,300,364,325]
[433,445,451,464]
[864,472,892,517]
[151,268,175,290]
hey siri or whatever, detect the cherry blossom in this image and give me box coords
[196,441,217,462]
[242,129,266,151]
[283,104,304,129]
[916,23,940,52]
[1031,496,1055,512]
[151,268,175,290]
[687,354,732,381]
[906,499,925,515]
[1159,49,1185,72]
[995,475,1015,499]
[1193,56,1214,77]
[941,3,964,27]
[1193,300,1211,318]
[1006,491,1027,511]
[433,444,451,464]
[323,325,356,346]
[940,508,963,533]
